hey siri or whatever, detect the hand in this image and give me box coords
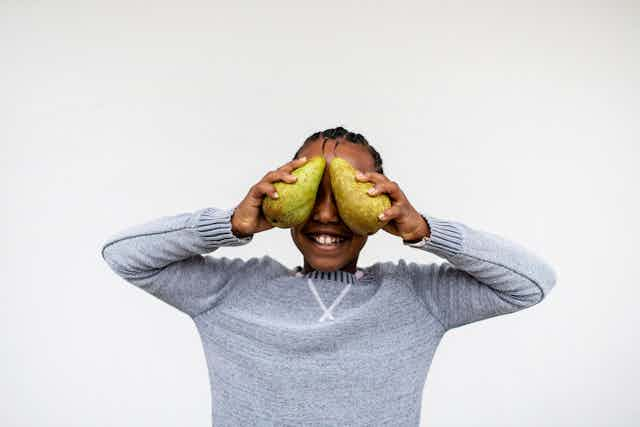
[231,156,309,238]
[355,170,430,242]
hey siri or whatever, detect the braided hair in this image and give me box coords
[292,126,384,174]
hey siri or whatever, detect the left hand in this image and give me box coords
[355,170,430,241]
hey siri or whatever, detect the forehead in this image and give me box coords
[298,138,376,173]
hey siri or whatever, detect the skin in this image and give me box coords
[231,136,431,275]
[290,138,374,274]
[291,138,430,274]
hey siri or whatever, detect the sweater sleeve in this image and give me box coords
[404,211,557,332]
[100,206,253,318]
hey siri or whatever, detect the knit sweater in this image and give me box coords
[100,206,557,426]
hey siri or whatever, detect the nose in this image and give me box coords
[311,170,340,223]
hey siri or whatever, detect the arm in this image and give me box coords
[404,212,557,332]
[100,206,254,318]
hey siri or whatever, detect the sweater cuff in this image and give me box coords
[403,211,464,257]
[189,206,253,250]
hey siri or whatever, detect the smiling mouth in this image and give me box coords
[304,233,351,250]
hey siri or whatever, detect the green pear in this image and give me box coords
[328,157,391,236]
[262,156,326,228]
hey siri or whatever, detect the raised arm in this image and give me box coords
[404,212,557,332]
[100,206,254,318]
[100,156,311,318]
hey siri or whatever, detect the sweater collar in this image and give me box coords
[292,266,369,285]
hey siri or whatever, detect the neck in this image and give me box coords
[303,258,359,274]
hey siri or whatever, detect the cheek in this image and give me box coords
[292,232,307,251]
[345,236,365,250]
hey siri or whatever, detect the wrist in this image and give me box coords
[230,211,253,239]
[231,227,252,239]
[402,214,431,243]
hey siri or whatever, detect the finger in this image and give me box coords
[273,169,298,184]
[263,169,278,181]
[280,156,308,173]
[264,169,296,184]
[366,180,404,201]
[355,170,388,184]
[282,173,298,183]
[378,204,402,222]
[254,181,279,199]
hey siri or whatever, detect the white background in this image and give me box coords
[2,1,638,426]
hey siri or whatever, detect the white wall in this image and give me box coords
[2,1,638,426]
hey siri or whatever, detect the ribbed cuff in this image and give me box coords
[404,211,464,256]
[189,206,253,250]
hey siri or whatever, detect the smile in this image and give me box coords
[305,233,350,250]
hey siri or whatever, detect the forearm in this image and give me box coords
[101,206,252,280]
[100,206,254,317]
[230,210,255,239]
[429,214,553,301]
[405,211,558,330]
[402,214,431,244]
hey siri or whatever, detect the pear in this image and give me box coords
[262,156,326,228]
[328,157,391,236]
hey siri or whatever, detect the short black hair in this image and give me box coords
[292,126,384,174]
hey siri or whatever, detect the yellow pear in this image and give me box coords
[262,156,326,228]
[328,157,391,235]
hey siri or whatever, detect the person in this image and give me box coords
[101,126,557,426]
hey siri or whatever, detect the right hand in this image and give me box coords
[231,156,309,238]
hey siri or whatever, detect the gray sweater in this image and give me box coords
[100,206,557,426]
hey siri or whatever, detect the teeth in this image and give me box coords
[312,234,344,245]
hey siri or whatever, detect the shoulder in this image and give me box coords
[243,254,295,280]
[198,253,289,277]
[368,258,439,273]
[361,259,436,279]
[261,254,292,276]
[364,259,442,285]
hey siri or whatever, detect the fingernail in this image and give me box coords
[367,187,376,195]
[356,171,364,178]
[300,156,307,161]
[378,213,385,220]
[273,192,279,198]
